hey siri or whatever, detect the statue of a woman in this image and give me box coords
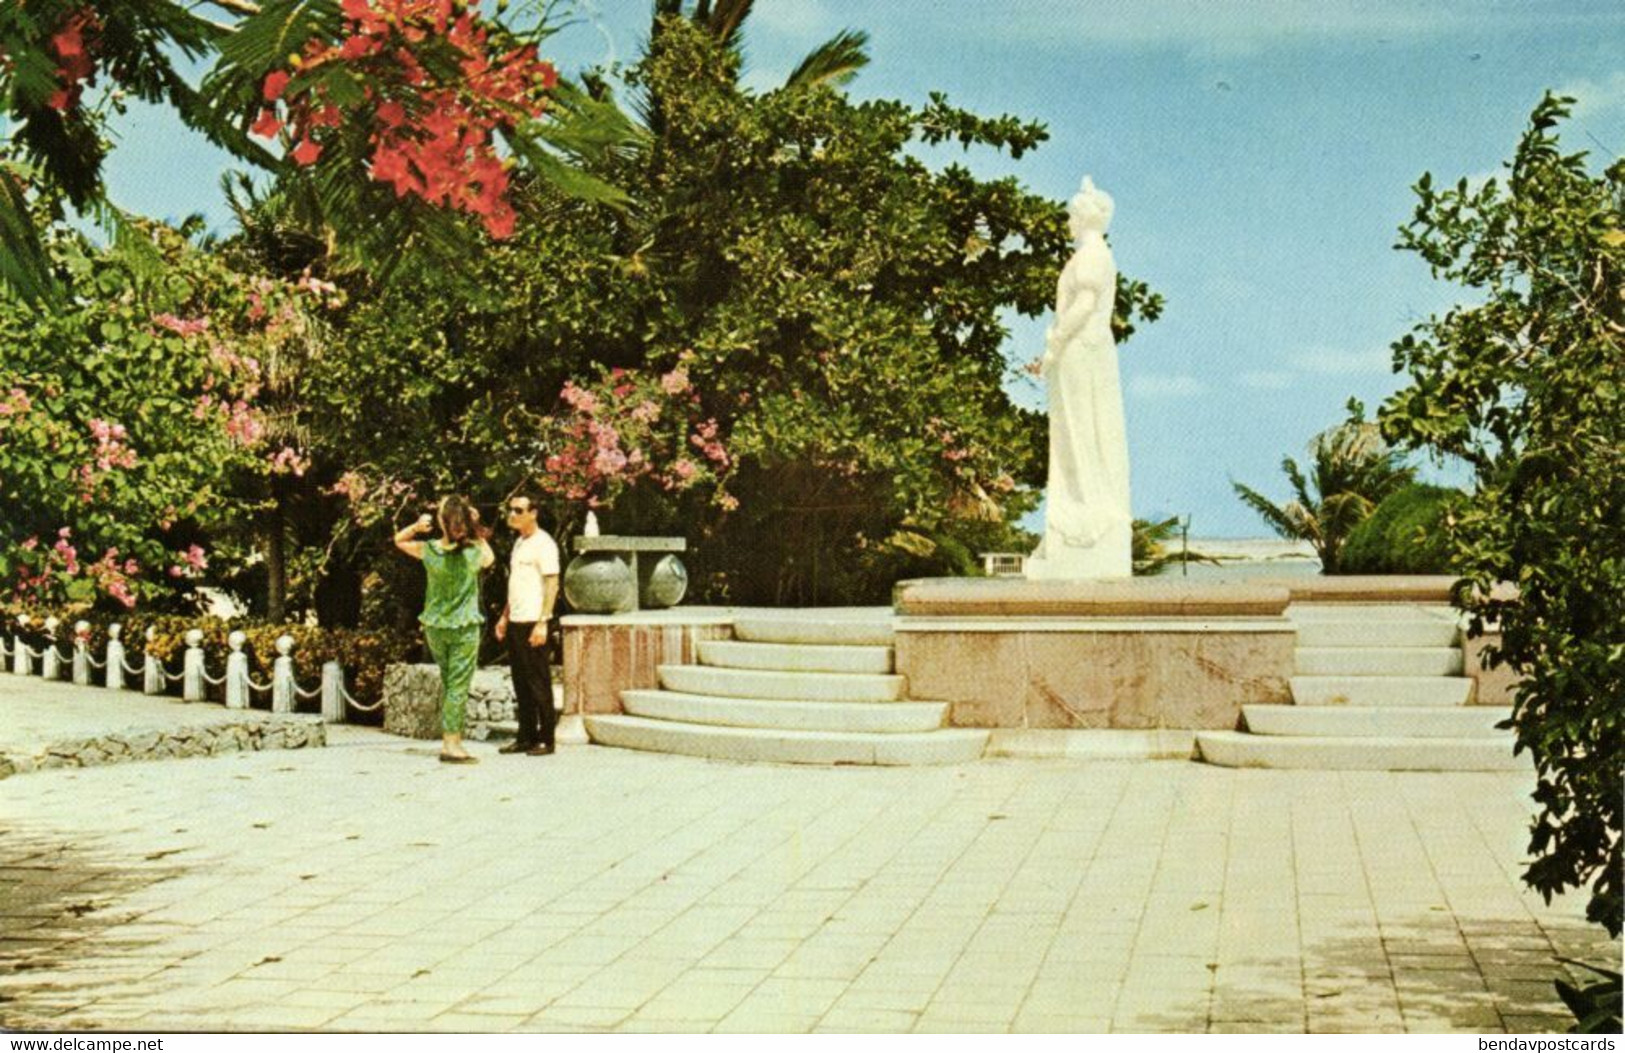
[1026,176,1133,580]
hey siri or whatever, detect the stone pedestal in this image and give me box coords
[893,579,1295,730]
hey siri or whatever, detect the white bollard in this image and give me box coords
[224,631,249,709]
[143,627,163,694]
[271,635,296,714]
[106,624,125,690]
[13,615,31,676]
[40,614,60,679]
[182,629,206,702]
[321,661,347,724]
[41,617,61,680]
[72,621,92,686]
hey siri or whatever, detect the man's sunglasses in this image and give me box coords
[507,504,532,515]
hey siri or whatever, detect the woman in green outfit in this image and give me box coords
[394,495,495,763]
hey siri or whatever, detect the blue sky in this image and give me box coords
[101,1,1625,535]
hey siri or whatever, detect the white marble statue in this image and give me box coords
[1026,176,1133,580]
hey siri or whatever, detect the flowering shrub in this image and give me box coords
[530,362,734,511]
[251,0,559,239]
[0,221,334,611]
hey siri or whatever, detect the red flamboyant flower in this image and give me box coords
[256,0,558,239]
[45,9,100,111]
[263,70,290,101]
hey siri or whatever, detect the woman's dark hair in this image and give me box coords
[437,495,490,549]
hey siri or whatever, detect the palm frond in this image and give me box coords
[0,163,60,305]
[1231,481,1302,542]
[784,29,870,91]
[706,0,754,49]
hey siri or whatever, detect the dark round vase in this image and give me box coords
[640,554,688,609]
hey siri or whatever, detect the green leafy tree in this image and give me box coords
[1233,401,1415,574]
[1380,94,1623,938]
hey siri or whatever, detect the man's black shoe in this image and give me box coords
[499,741,537,755]
[527,743,555,756]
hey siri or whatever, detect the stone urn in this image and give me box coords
[563,553,637,614]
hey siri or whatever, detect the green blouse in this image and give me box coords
[419,541,485,628]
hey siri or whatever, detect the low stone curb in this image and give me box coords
[0,715,326,780]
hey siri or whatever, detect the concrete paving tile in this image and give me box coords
[1500,1013,1574,1034]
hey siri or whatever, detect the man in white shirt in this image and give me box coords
[495,484,560,756]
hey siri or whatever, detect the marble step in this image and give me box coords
[1195,730,1525,772]
[584,715,987,766]
[1242,704,1510,738]
[658,664,906,703]
[732,613,896,647]
[698,640,894,675]
[1290,614,1460,649]
[1291,676,1475,707]
[621,690,948,734]
[1295,646,1463,677]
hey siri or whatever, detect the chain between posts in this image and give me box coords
[5,618,362,722]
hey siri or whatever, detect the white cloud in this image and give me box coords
[1238,370,1295,390]
[1554,72,1625,119]
[1289,346,1392,375]
[1130,373,1208,399]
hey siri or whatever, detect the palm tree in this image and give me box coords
[651,0,870,93]
[1233,405,1415,574]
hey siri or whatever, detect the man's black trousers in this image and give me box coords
[507,622,555,748]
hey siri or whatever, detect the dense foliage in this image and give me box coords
[1232,401,1415,574]
[1380,95,1623,938]
[1338,483,1461,575]
[2,6,1164,619]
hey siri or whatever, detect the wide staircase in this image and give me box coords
[583,611,988,765]
[1196,604,1523,771]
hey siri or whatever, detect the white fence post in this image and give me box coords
[321,661,347,724]
[224,631,249,709]
[182,629,206,702]
[72,621,92,686]
[41,617,61,680]
[106,624,125,690]
[12,616,30,676]
[142,627,163,695]
[271,635,295,714]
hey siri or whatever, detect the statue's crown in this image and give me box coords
[1069,175,1114,233]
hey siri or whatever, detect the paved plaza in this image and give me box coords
[0,687,1617,1034]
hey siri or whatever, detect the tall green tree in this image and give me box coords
[1381,94,1623,938]
[1232,401,1415,574]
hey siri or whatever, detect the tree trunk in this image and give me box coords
[315,547,363,627]
[265,503,287,623]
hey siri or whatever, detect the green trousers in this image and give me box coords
[423,624,481,734]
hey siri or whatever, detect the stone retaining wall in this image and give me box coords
[561,610,734,715]
[0,716,325,780]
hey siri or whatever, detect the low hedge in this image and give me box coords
[1340,483,1463,575]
